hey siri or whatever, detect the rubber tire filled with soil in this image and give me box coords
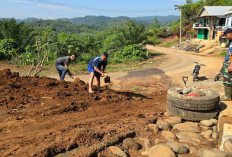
[166,102,219,121]
[167,87,220,111]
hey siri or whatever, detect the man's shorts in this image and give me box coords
[88,65,101,79]
[88,65,94,73]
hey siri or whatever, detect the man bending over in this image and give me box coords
[55,54,77,80]
[88,53,108,93]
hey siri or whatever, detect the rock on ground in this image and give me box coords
[149,144,175,157]
[165,117,182,126]
[201,126,210,130]
[197,148,231,157]
[200,130,213,139]
[166,141,189,154]
[109,146,128,157]
[189,146,197,155]
[200,120,214,127]
[224,138,232,153]
[210,119,218,125]
[212,126,217,132]
[173,122,200,133]
[176,132,205,145]
[122,138,140,150]
[140,137,151,156]
[212,132,219,139]
[157,120,171,130]
[149,124,159,134]
[140,137,151,151]
[154,139,166,145]
[164,112,171,117]
[161,131,177,141]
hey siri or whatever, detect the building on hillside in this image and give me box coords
[226,9,232,28]
[193,6,232,41]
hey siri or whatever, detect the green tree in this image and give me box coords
[0,19,36,52]
[114,21,147,47]
[204,0,232,5]
[0,39,18,59]
[114,44,148,63]
[78,35,101,55]
[101,34,122,56]
[145,17,164,45]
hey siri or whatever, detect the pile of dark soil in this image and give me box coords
[0,69,167,157]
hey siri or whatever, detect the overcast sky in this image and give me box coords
[0,0,190,19]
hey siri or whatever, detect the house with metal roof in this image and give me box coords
[193,6,232,40]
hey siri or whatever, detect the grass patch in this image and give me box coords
[132,87,142,94]
[161,42,174,48]
[160,38,184,48]
[219,51,227,57]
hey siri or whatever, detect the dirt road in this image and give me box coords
[147,46,223,83]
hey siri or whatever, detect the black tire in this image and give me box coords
[193,73,197,81]
[166,102,218,121]
[167,87,220,111]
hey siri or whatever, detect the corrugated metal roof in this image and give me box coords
[199,6,232,17]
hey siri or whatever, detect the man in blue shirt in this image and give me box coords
[222,28,232,101]
[88,53,108,93]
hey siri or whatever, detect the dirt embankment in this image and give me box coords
[0,69,168,157]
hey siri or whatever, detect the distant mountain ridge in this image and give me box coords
[0,15,179,26]
[132,15,179,26]
[59,16,131,25]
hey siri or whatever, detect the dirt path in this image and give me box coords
[147,46,223,81]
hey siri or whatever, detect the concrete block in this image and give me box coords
[218,102,232,148]
[220,123,232,151]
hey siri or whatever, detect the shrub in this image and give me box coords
[18,45,37,65]
[114,44,148,63]
[146,36,162,45]
[0,39,18,59]
[219,51,227,57]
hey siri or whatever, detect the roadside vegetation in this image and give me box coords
[219,51,227,57]
[161,39,181,48]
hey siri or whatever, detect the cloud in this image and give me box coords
[37,4,87,14]
[8,0,31,4]
[37,4,68,10]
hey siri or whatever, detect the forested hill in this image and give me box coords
[58,15,179,26]
[0,15,179,34]
[25,20,105,34]
[132,15,180,26]
[59,16,131,25]
[0,15,179,29]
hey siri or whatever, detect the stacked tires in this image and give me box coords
[166,87,220,121]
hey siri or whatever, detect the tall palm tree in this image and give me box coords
[0,19,36,51]
[114,21,147,47]
[78,35,101,54]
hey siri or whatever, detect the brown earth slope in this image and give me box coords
[0,69,167,157]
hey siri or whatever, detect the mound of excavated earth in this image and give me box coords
[0,69,167,157]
